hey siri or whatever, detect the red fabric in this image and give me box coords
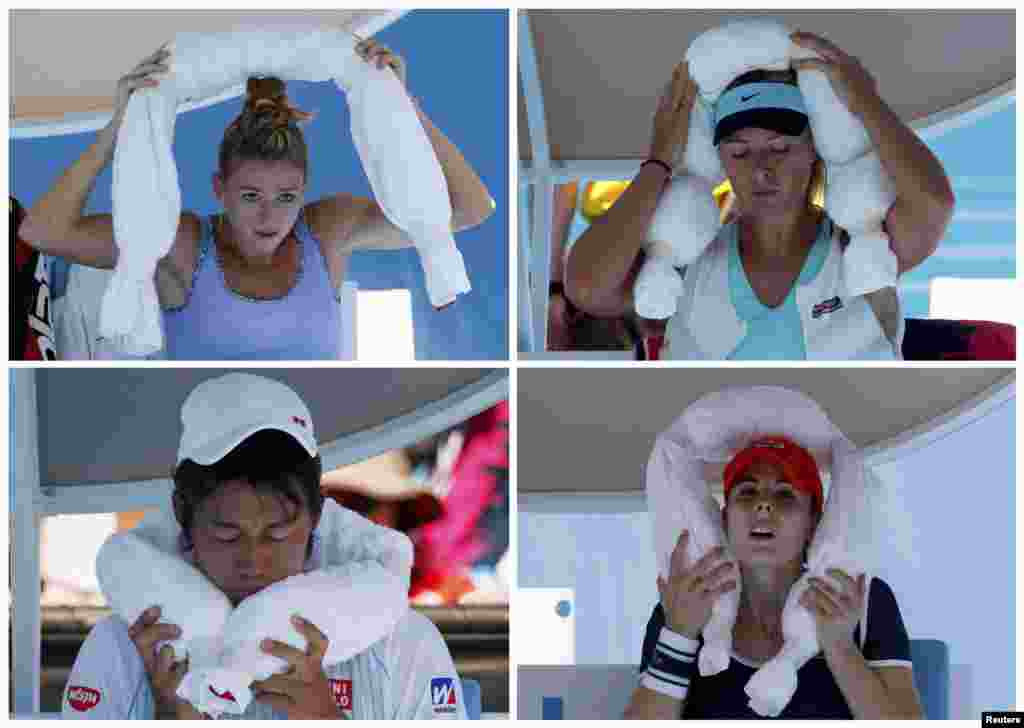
[723,436,823,513]
[645,335,664,361]
[961,320,1015,361]
[11,196,56,360]
[410,401,509,600]
[903,318,1015,361]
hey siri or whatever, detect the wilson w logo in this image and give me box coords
[430,677,457,711]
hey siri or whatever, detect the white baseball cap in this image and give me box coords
[177,373,318,466]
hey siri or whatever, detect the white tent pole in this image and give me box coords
[518,184,535,352]
[12,369,42,714]
[518,11,553,353]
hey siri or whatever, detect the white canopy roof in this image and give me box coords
[519,9,1015,163]
[11,10,405,135]
[518,368,1012,494]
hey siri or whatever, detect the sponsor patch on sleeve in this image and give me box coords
[430,677,458,716]
[329,678,353,717]
[66,685,102,712]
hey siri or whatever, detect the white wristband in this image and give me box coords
[641,626,700,701]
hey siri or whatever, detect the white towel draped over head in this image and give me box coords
[646,385,883,715]
[101,25,468,355]
[96,498,412,717]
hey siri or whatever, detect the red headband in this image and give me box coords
[722,436,823,513]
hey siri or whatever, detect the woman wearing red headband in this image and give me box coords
[625,436,923,718]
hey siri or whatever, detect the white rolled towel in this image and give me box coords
[826,152,899,297]
[102,25,466,354]
[635,174,720,319]
[96,498,412,717]
[95,531,231,666]
[635,89,724,319]
[179,561,408,717]
[645,429,740,676]
[678,18,898,297]
[686,18,793,103]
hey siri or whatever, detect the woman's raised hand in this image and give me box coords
[649,61,698,170]
[102,46,171,152]
[354,36,406,87]
[791,31,880,119]
[799,569,867,652]
[657,529,737,639]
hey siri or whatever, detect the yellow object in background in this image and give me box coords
[581,181,630,221]
[579,177,736,223]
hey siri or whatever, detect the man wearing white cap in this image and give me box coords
[62,373,466,720]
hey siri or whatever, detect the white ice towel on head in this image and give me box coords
[685,18,793,103]
[97,498,412,717]
[102,26,467,354]
[647,385,874,713]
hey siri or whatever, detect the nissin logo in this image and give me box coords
[67,686,101,712]
[430,677,457,714]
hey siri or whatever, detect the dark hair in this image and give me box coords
[173,429,324,558]
[218,77,313,181]
[721,69,826,207]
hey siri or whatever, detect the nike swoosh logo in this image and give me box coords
[741,93,759,102]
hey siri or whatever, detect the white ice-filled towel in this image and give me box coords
[634,89,724,319]
[635,174,720,320]
[635,17,898,318]
[646,385,878,715]
[97,498,412,717]
[102,26,466,355]
[826,151,899,297]
[645,425,740,676]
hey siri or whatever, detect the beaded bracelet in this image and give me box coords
[640,626,700,700]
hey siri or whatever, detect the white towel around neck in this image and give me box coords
[96,498,412,717]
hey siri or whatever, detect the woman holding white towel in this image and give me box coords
[20,38,495,360]
[625,437,923,719]
[565,31,954,360]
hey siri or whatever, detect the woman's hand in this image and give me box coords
[126,605,192,715]
[799,569,867,652]
[791,31,881,119]
[101,46,171,153]
[355,36,406,87]
[252,615,344,719]
[649,62,698,169]
[657,529,737,639]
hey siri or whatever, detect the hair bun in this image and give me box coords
[243,76,313,126]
